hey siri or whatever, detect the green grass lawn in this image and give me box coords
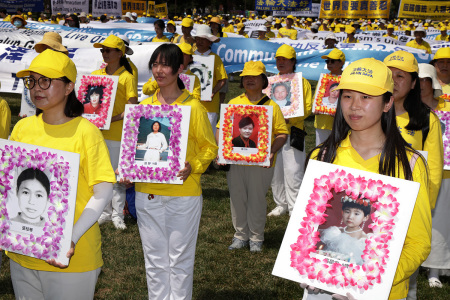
[0,81,449,299]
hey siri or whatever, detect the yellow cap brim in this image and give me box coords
[333,82,389,96]
[94,41,125,55]
[17,66,69,81]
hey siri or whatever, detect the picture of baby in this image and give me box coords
[316,194,372,265]
[84,85,104,115]
[322,82,339,108]
[10,168,50,227]
[272,82,291,107]
[232,116,257,148]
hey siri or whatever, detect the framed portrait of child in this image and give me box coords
[312,73,341,116]
[0,140,80,265]
[272,160,421,300]
[190,55,214,101]
[217,104,273,167]
[75,75,119,130]
[118,104,191,184]
[263,73,304,118]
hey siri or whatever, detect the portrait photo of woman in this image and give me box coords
[272,82,291,107]
[137,120,168,162]
[83,85,104,115]
[10,168,50,227]
[232,116,257,148]
[321,82,339,107]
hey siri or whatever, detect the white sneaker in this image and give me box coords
[98,216,109,225]
[267,206,287,217]
[112,218,127,230]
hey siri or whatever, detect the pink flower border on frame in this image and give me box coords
[119,105,183,182]
[290,169,400,290]
[76,75,115,129]
[263,73,302,118]
[0,145,71,260]
[179,74,192,92]
[433,110,450,168]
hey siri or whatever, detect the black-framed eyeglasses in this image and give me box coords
[100,48,120,54]
[325,59,339,64]
[23,77,65,90]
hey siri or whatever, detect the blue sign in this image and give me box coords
[1,0,44,14]
[254,0,312,12]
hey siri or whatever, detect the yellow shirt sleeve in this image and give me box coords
[192,75,201,100]
[142,77,159,96]
[424,112,443,209]
[0,98,11,139]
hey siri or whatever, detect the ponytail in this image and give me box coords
[120,56,134,75]
[177,77,185,90]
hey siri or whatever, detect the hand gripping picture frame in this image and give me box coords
[217,104,273,167]
[263,72,304,119]
[433,109,450,170]
[0,140,80,265]
[190,55,215,101]
[118,104,191,184]
[272,160,421,300]
[312,73,341,116]
[75,75,119,130]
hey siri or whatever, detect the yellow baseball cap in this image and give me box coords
[441,26,447,31]
[16,49,77,83]
[321,49,345,62]
[181,17,194,27]
[240,61,266,76]
[433,47,450,60]
[178,43,194,55]
[345,27,356,34]
[286,15,294,20]
[210,17,220,24]
[275,18,281,24]
[167,20,175,26]
[387,24,394,29]
[306,18,312,22]
[93,35,126,55]
[275,44,296,59]
[383,50,418,73]
[334,58,393,96]
[237,23,244,29]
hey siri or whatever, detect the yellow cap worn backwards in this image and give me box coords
[16,49,77,83]
[275,44,296,59]
[383,50,418,73]
[321,48,345,62]
[93,35,126,55]
[240,61,266,76]
[334,58,393,96]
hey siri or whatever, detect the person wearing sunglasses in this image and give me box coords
[92,35,138,230]
[314,49,345,146]
[6,49,116,300]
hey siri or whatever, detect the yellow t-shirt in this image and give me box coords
[238,32,249,38]
[396,111,443,209]
[405,40,432,54]
[7,115,116,272]
[434,97,450,179]
[441,83,450,95]
[3,15,11,22]
[222,24,235,33]
[310,133,431,300]
[135,90,218,196]
[198,52,228,114]
[92,66,138,141]
[277,27,297,40]
[343,38,360,43]
[266,31,275,38]
[215,32,228,37]
[170,33,180,42]
[383,34,398,40]
[142,70,201,100]
[152,35,170,42]
[435,34,449,41]
[0,98,11,139]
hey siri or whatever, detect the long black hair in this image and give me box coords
[306,91,420,181]
[36,76,83,117]
[403,72,430,131]
[148,44,185,90]
[86,85,104,103]
[120,56,134,76]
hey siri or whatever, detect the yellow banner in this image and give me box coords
[122,0,146,16]
[155,3,168,18]
[319,0,390,19]
[398,0,450,20]
[147,1,155,16]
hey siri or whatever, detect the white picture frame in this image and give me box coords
[0,140,80,265]
[179,73,195,93]
[190,55,215,101]
[217,104,273,167]
[20,86,36,117]
[272,160,420,300]
[118,104,191,184]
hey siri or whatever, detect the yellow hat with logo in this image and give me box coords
[16,49,77,83]
[383,50,418,73]
[433,47,450,60]
[178,43,194,55]
[275,44,296,59]
[181,17,194,27]
[321,49,345,62]
[334,58,393,96]
[93,35,126,55]
[240,60,266,76]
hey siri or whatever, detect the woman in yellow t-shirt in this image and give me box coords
[151,19,170,42]
[6,50,116,299]
[303,58,431,300]
[134,43,217,299]
[92,35,138,229]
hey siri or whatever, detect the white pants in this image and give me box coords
[315,128,332,146]
[100,139,126,221]
[135,192,203,300]
[10,260,100,300]
[207,112,218,136]
[271,136,306,213]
